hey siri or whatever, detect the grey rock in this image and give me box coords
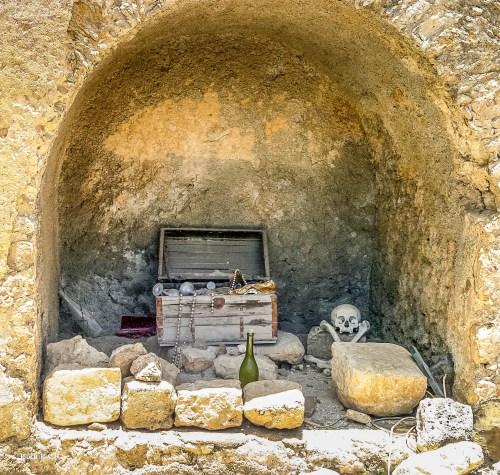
[307,326,365,359]
[213,354,278,380]
[109,343,147,376]
[417,397,473,451]
[181,346,218,373]
[238,331,305,364]
[44,335,109,376]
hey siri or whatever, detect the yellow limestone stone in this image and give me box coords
[243,380,305,429]
[331,343,427,416]
[121,378,177,430]
[43,366,121,426]
[174,379,243,430]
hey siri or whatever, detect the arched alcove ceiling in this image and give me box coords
[47,0,482,354]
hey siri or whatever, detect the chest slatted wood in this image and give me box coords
[156,228,278,346]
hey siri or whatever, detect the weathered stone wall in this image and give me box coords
[0,0,498,446]
[58,34,375,335]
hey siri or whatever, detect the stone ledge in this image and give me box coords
[0,421,414,475]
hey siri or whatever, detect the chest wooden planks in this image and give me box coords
[156,294,278,346]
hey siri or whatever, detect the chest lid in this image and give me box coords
[158,227,270,282]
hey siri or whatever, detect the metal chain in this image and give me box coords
[230,269,247,292]
[173,292,197,368]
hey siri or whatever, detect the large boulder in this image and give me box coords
[174,379,243,430]
[109,343,148,377]
[243,380,304,429]
[393,441,484,475]
[416,398,473,451]
[331,343,427,416]
[43,366,121,426]
[44,335,109,376]
[121,377,177,430]
[130,353,162,382]
[238,331,305,364]
[214,354,278,380]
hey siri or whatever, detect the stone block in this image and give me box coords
[130,353,162,382]
[121,377,177,430]
[243,380,304,429]
[174,379,243,430]
[43,366,121,426]
[238,331,305,364]
[393,441,484,475]
[109,343,147,377]
[416,397,473,451]
[214,354,278,380]
[44,335,109,376]
[0,373,31,441]
[331,343,427,416]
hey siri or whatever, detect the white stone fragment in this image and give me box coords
[130,353,162,382]
[416,397,473,451]
[393,441,484,475]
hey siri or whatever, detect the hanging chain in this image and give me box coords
[230,269,247,292]
[173,292,197,368]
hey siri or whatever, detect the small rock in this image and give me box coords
[243,380,304,429]
[332,343,427,416]
[280,362,291,370]
[88,422,107,431]
[109,343,147,377]
[130,353,162,382]
[392,441,484,475]
[278,368,289,376]
[307,326,365,359]
[238,331,305,364]
[226,346,240,356]
[417,397,473,451]
[43,366,121,426]
[346,409,372,425]
[158,356,180,385]
[323,368,332,376]
[181,346,218,373]
[44,336,109,376]
[144,335,170,361]
[214,354,278,380]
[294,364,304,372]
[216,345,227,356]
[175,379,243,430]
[304,395,317,418]
[121,377,177,430]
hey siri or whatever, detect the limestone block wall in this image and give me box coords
[0,0,498,443]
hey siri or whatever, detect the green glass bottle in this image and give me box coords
[239,331,259,387]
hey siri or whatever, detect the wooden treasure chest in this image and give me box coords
[156,228,278,346]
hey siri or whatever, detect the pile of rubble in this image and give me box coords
[42,336,305,430]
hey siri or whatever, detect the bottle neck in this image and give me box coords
[246,333,254,357]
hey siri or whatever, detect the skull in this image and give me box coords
[331,304,361,334]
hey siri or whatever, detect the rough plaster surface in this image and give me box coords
[0,0,498,454]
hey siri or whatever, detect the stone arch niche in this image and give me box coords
[0,0,497,444]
